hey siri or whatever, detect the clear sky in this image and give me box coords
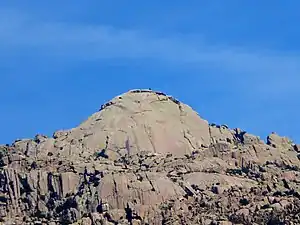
[0,1,299,144]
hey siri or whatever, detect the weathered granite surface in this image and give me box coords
[1,90,299,224]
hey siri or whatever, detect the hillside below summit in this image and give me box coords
[1,89,300,225]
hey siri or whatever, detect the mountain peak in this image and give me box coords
[71,89,210,159]
[1,90,299,224]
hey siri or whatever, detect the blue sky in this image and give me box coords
[0,1,299,144]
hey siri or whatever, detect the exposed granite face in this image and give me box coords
[0,89,299,225]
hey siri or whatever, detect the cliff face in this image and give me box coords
[1,89,300,225]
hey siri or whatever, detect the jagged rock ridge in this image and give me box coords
[0,89,300,225]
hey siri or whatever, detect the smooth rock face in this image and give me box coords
[0,89,300,225]
[70,89,211,158]
[27,90,210,162]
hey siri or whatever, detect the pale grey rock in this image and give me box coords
[0,89,300,225]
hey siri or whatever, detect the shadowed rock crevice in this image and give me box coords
[0,89,299,224]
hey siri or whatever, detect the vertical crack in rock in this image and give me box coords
[209,126,214,144]
[36,171,41,216]
[145,172,156,192]
[5,170,17,210]
[144,125,157,154]
[125,202,133,225]
[58,174,63,199]
[125,138,130,156]
[112,175,120,209]
[183,130,196,150]
[129,115,141,153]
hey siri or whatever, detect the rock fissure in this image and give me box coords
[183,130,196,150]
[143,125,157,154]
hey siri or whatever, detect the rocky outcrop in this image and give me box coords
[0,89,299,224]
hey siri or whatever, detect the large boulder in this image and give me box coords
[45,89,210,161]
